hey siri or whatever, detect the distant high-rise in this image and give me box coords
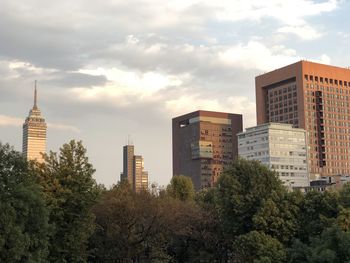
[120,145,148,192]
[256,61,350,179]
[133,155,149,192]
[121,145,134,183]
[22,82,47,163]
[172,110,243,190]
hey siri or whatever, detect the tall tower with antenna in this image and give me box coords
[120,141,149,192]
[22,81,47,163]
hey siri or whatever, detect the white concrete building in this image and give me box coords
[238,123,309,188]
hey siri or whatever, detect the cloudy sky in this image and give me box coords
[1,0,349,187]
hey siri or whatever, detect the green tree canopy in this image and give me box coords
[297,190,340,242]
[34,140,100,262]
[166,175,195,202]
[91,181,171,262]
[0,143,50,262]
[289,225,350,263]
[232,231,286,263]
[340,183,350,208]
[215,158,286,238]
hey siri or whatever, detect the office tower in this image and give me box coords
[238,123,309,188]
[133,155,148,192]
[256,60,350,179]
[120,145,149,192]
[172,110,243,190]
[22,83,47,163]
[121,145,134,184]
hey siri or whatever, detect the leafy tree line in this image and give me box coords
[1,141,350,262]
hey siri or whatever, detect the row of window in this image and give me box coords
[271,164,307,171]
[305,74,350,87]
[270,101,298,110]
[306,97,350,107]
[306,111,350,121]
[269,116,298,124]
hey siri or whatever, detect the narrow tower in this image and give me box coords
[22,81,47,162]
[120,144,149,192]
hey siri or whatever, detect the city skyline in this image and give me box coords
[1,0,350,186]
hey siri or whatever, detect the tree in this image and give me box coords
[309,225,350,262]
[0,143,50,262]
[297,190,339,242]
[166,175,195,202]
[91,181,171,262]
[215,158,286,239]
[289,226,350,263]
[232,231,286,263]
[340,183,350,208]
[34,140,100,262]
[91,181,223,262]
[253,191,303,244]
[337,207,350,232]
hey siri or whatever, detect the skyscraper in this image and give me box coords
[256,60,350,179]
[172,110,243,190]
[120,145,149,192]
[121,145,134,184]
[22,82,47,163]
[133,155,148,192]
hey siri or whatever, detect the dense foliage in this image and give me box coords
[2,142,350,262]
[0,143,50,262]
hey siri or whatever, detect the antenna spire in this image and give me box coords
[33,80,38,109]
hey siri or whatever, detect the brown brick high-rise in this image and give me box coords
[172,110,242,190]
[256,60,350,179]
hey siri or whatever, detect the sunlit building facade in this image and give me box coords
[238,123,309,188]
[121,145,134,184]
[22,85,47,163]
[120,145,148,192]
[172,110,243,190]
[133,155,149,192]
[256,61,350,179]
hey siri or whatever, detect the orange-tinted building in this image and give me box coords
[172,110,242,189]
[256,60,350,179]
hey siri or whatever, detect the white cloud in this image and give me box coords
[218,41,300,71]
[310,54,332,65]
[47,123,80,133]
[8,60,57,75]
[79,67,181,94]
[165,95,256,128]
[0,115,22,127]
[0,114,79,132]
[212,0,338,24]
[277,25,323,40]
[73,66,185,105]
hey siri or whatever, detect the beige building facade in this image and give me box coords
[22,86,47,163]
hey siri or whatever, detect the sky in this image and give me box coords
[1,0,350,187]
